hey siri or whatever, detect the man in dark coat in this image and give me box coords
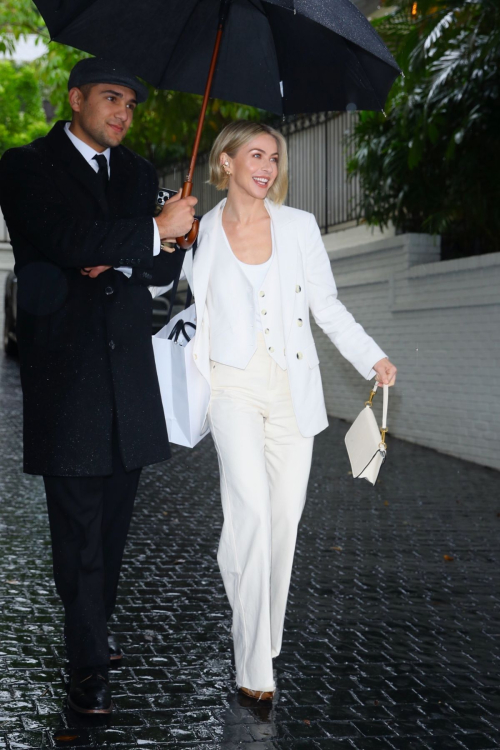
[0,58,197,714]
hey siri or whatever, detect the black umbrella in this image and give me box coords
[34,0,401,245]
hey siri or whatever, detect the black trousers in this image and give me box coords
[43,434,141,670]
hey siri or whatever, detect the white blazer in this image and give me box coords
[182,198,386,438]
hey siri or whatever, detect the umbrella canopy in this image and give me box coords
[35,0,400,115]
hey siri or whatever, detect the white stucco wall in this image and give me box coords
[315,233,500,471]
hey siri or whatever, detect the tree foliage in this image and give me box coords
[0,61,49,153]
[0,0,263,168]
[0,0,46,54]
[348,0,500,256]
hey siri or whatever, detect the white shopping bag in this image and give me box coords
[152,303,210,448]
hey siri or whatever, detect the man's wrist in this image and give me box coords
[154,216,171,239]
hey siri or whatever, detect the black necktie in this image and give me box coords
[93,154,109,193]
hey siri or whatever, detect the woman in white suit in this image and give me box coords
[187,121,397,701]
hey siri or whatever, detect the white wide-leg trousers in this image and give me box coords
[208,334,314,691]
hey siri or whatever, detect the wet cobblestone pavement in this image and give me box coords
[1,271,500,749]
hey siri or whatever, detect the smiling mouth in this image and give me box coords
[109,123,124,133]
[253,177,269,187]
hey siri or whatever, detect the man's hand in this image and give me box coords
[80,265,111,278]
[373,357,397,387]
[155,188,198,247]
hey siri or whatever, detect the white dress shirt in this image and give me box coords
[64,122,160,277]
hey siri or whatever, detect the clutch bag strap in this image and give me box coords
[365,382,389,449]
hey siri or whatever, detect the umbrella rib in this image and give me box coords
[156,0,207,89]
[259,0,290,114]
[246,0,267,16]
[345,40,390,112]
[50,0,102,40]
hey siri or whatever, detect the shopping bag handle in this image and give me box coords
[166,235,198,324]
[168,320,196,343]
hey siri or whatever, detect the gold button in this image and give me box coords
[261,310,267,315]
[297,318,303,327]
[295,285,301,293]
[259,291,265,297]
[264,328,270,334]
[269,347,275,353]
[297,352,303,360]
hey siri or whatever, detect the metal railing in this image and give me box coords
[159,112,361,234]
[0,112,360,246]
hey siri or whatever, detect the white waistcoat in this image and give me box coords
[206,220,287,370]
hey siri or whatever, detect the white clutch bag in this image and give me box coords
[344,383,389,485]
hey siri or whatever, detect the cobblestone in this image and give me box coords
[0,270,500,749]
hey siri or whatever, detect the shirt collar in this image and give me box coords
[64,122,111,169]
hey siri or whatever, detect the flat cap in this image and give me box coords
[68,57,148,103]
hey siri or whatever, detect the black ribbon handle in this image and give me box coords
[165,235,197,325]
[168,320,196,344]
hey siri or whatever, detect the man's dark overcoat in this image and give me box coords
[0,120,182,476]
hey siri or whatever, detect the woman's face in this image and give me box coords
[222,133,279,200]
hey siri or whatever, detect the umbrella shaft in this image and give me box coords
[183,1,230,189]
[184,24,223,187]
[177,0,231,247]
[219,0,231,25]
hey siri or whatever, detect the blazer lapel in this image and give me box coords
[45,120,109,216]
[266,200,299,344]
[193,200,224,326]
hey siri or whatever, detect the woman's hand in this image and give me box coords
[373,357,397,387]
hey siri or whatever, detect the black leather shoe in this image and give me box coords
[108,632,122,662]
[68,670,112,715]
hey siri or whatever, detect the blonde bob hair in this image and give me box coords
[209,120,288,205]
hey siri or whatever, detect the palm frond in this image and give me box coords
[423,10,456,52]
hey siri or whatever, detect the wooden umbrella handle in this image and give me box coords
[176,216,200,250]
[176,180,200,250]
